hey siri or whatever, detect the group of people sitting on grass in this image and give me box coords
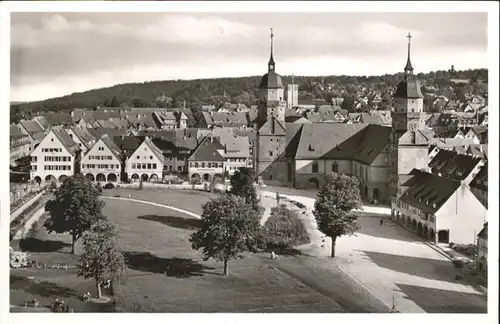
[51,298,74,312]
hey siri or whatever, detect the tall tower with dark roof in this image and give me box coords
[257,28,286,127]
[388,33,433,212]
[255,28,287,184]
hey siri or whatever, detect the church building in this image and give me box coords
[255,31,432,205]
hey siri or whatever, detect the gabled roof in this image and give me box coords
[51,127,79,155]
[294,123,367,159]
[19,120,44,135]
[321,124,391,164]
[189,137,225,162]
[399,170,461,214]
[33,116,51,130]
[429,150,482,181]
[469,162,488,191]
[113,136,144,153]
[396,129,433,146]
[221,136,249,158]
[477,222,487,239]
[140,137,164,162]
[99,134,122,160]
[10,125,28,140]
[258,116,286,136]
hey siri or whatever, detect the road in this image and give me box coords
[258,187,487,313]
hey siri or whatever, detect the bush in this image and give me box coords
[261,206,310,249]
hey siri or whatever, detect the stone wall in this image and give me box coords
[10,190,46,223]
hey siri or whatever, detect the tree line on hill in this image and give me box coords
[10,68,487,124]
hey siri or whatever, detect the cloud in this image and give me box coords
[9,12,488,102]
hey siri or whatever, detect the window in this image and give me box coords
[132,163,136,169]
[269,151,273,157]
[153,163,157,169]
[219,163,223,168]
[312,162,319,173]
[150,156,153,160]
[195,163,199,168]
[142,163,146,169]
[147,163,151,169]
[136,155,140,159]
[332,162,338,173]
[207,163,211,168]
[201,163,205,168]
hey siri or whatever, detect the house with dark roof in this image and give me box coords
[393,170,487,245]
[429,150,484,185]
[125,137,164,183]
[80,134,123,185]
[30,127,80,184]
[275,123,392,202]
[188,136,225,183]
[470,163,487,209]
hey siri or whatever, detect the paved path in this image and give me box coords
[102,196,201,219]
[257,192,486,313]
[103,192,486,313]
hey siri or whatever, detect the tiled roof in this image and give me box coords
[430,137,476,149]
[142,137,164,162]
[321,124,391,164]
[469,163,488,191]
[38,113,73,126]
[10,125,27,140]
[33,116,51,129]
[430,150,482,181]
[113,136,144,153]
[52,127,79,155]
[221,136,249,158]
[189,137,225,162]
[97,134,122,160]
[399,170,461,214]
[19,120,44,135]
[477,222,487,239]
[294,123,367,159]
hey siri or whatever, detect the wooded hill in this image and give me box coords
[10,68,487,123]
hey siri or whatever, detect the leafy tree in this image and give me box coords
[190,194,261,276]
[262,206,310,249]
[229,167,259,211]
[132,97,148,108]
[77,219,125,299]
[313,173,362,258]
[44,174,106,254]
[109,96,120,107]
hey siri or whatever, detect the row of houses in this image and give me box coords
[29,126,253,186]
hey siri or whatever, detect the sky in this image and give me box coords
[10,12,488,102]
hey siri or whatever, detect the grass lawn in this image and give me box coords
[12,189,389,313]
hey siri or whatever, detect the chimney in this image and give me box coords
[121,135,125,140]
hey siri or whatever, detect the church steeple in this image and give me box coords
[404,32,414,79]
[268,27,275,73]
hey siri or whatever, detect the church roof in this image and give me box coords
[259,72,284,89]
[394,77,424,99]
